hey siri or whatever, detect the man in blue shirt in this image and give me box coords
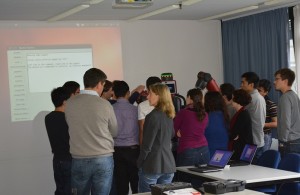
[112,80,139,195]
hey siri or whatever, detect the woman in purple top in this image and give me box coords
[174,88,209,166]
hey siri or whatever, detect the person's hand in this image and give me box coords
[176,130,181,138]
[132,85,145,94]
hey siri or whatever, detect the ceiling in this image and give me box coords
[0,0,299,22]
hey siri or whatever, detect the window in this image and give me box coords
[289,39,297,92]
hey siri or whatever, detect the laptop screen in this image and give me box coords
[208,150,233,168]
[240,144,257,162]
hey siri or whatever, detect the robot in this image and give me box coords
[161,73,186,112]
[195,71,220,92]
[161,73,186,159]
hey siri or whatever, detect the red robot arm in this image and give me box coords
[195,71,220,92]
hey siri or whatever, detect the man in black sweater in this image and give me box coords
[45,87,71,195]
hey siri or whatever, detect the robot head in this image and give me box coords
[195,71,220,92]
[195,71,212,90]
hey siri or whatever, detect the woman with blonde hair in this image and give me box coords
[137,83,176,193]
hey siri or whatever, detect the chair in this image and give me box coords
[253,150,281,193]
[277,153,300,195]
[256,150,281,168]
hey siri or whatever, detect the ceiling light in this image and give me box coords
[263,0,288,6]
[126,0,203,21]
[199,5,259,21]
[181,0,203,6]
[128,4,180,21]
[88,0,104,4]
[47,4,90,22]
[113,0,153,9]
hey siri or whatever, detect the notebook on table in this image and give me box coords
[228,144,257,167]
[188,150,233,173]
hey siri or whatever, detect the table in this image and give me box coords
[136,189,266,195]
[176,165,300,187]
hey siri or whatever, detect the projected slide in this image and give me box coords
[0,26,123,122]
[8,45,93,121]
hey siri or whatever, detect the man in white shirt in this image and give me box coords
[138,76,161,145]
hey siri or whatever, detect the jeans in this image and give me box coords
[279,138,300,157]
[53,159,72,195]
[262,133,272,152]
[138,169,174,193]
[176,146,210,167]
[175,147,209,187]
[71,156,114,195]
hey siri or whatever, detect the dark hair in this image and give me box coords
[220,83,235,101]
[275,68,295,86]
[113,80,130,98]
[51,87,70,108]
[146,76,161,89]
[241,72,260,88]
[103,80,113,93]
[204,91,229,123]
[63,81,80,96]
[258,79,272,92]
[187,88,206,122]
[83,68,107,88]
[233,89,252,106]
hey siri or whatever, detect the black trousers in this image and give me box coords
[53,158,71,195]
[113,145,139,195]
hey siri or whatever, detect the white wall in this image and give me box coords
[121,20,223,96]
[0,20,223,195]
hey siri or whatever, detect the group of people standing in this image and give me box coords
[44,67,300,195]
[174,68,300,170]
[45,68,176,195]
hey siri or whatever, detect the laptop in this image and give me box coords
[188,150,233,173]
[228,144,257,167]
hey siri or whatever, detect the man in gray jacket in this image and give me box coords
[274,68,300,157]
[65,68,118,195]
[241,72,266,162]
